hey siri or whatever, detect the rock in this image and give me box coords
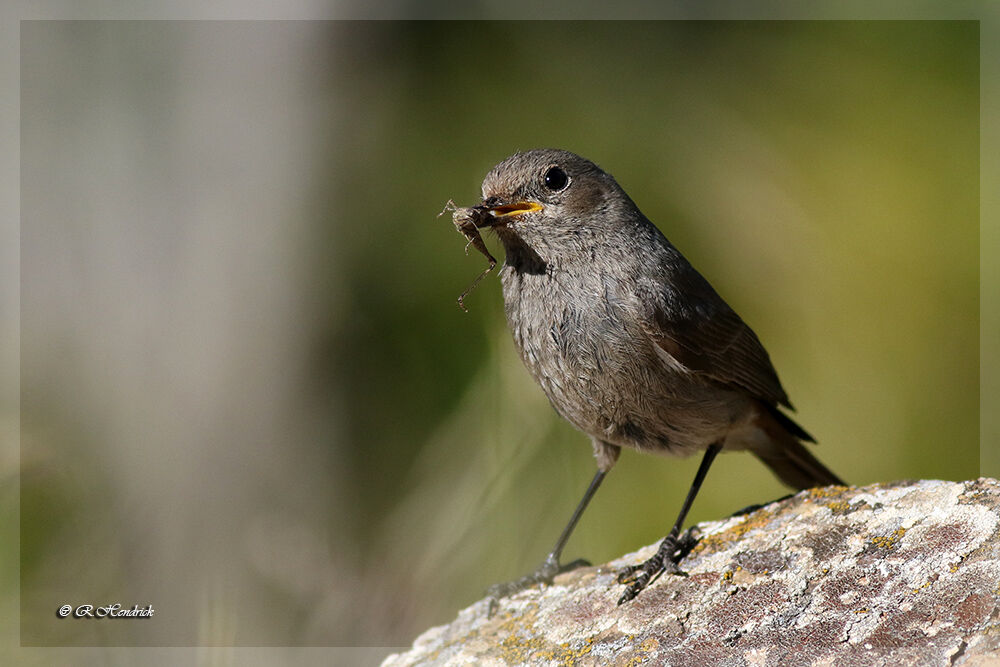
[383,479,1000,666]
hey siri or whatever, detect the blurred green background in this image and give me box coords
[16,20,979,652]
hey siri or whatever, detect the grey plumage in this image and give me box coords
[479,149,840,488]
[469,148,842,604]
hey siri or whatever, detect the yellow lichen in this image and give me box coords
[488,602,600,665]
[807,486,847,500]
[694,510,775,554]
[824,500,850,512]
[620,635,660,666]
[869,527,907,549]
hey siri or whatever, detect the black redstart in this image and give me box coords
[457,148,843,604]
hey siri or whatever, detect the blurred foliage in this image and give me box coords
[18,21,979,651]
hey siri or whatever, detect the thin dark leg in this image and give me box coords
[663,442,721,539]
[487,470,607,601]
[546,469,606,566]
[617,442,722,604]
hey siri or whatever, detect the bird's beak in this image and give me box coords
[478,201,543,227]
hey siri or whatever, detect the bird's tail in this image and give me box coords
[750,404,845,491]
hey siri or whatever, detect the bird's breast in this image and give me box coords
[498,263,745,456]
[500,265,659,446]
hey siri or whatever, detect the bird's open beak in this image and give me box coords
[490,201,543,217]
[477,201,543,227]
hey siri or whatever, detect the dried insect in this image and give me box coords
[439,200,497,311]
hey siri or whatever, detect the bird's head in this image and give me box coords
[475,149,640,270]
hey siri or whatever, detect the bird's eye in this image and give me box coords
[543,166,569,191]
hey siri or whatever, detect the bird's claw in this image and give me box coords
[616,528,699,604]
[485,556,592,616]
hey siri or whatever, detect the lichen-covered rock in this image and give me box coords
[383,479,1000,666]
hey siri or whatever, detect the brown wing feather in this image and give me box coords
[640,264,793,410]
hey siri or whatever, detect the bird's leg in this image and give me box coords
[486,470,606,601]
[617,442,722,604]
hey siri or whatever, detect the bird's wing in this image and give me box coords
[637,261,793,409]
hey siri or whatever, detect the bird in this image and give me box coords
[464,148,844,604]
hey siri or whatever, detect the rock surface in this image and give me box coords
[383,479,1000,666]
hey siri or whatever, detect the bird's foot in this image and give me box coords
[616,527,699,604]
[485,555,590,616]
